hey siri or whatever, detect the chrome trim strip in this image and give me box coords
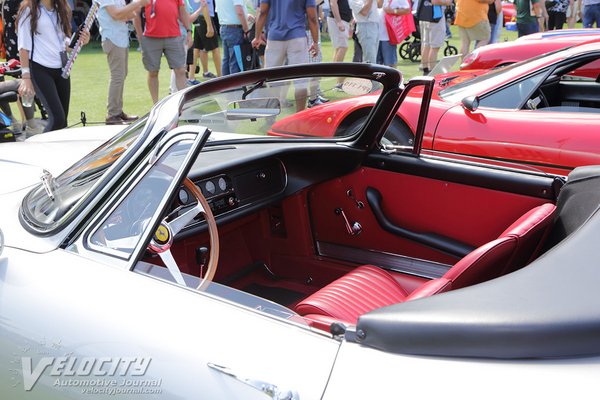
[316,241,452,279]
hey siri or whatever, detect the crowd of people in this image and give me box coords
[0,0,598,137]
[516,0,600,36]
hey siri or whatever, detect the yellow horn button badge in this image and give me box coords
[154,224,170,244]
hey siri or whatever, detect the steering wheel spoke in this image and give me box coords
[169,202,205,236]
[159,249,187,286]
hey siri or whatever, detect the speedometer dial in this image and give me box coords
[218,177,227,191]
[205,181,216,195]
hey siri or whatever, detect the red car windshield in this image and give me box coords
[439,49,567,101]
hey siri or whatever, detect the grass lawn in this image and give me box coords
[64,24,521,126]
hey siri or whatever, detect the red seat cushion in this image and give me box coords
[295,265,409,325]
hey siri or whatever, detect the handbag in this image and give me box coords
[384,9,416,45]
[234,39,261,72]
[417,0,443,23]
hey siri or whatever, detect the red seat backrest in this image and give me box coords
[438,203,556,291]
[441,236,517,290]
[499,203,557,275]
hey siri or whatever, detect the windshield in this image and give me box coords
[21,118,147,231]
[180,75,385,140]
[439,50,563,102]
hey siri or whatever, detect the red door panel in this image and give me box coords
[309,167,549,265]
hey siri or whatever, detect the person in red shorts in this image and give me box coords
[134,0,192,103]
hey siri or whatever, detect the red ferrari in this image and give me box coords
[270,41,600,176]
[461,29,600,70]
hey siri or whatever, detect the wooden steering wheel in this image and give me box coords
[148,177,219,290]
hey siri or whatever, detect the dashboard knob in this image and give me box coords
[228,197,236,206]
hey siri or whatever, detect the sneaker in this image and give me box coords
[25,125,43,137]
[105,115,126,125]
[202,71,216,79]
[24,119,44,136]
[118,112,138,122]
[187,79,201,86]
[333,83,344,92]
[307,97,325,108]
[317,94,329,103]
[28,118,47,129]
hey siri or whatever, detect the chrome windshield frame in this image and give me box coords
[19,92,186,237]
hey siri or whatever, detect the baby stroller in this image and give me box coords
[0,59,23,143]
[399,14,458,63]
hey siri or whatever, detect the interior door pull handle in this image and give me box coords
[208,363,300,400]
[365,187,474,258]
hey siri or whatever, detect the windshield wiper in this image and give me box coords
[242,79,265,100]
[439,75,459,87]
[40,169,55,201]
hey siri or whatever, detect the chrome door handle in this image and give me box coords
[208,363,299,400]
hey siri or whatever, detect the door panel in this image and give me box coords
[309,155,556,276]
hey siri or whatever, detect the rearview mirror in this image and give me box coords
[226,98,281,121]
[461,96,480,112]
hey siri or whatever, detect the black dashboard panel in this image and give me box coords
[194,157,286,216]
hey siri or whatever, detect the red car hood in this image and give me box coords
[461,30,600,70]
[515,28,600,41]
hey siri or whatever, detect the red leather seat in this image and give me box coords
[296,203,556,327]
[295,265,409,326]
[499,203,557,275]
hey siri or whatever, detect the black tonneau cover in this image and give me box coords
[355,166,600,359]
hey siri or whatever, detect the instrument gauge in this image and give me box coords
[205,180,216,195]
[178,188,190,204]
[218,177,227,191]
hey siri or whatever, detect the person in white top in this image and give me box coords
[17,0,90,132]
[377,0,410,67]
[350,0,383,63]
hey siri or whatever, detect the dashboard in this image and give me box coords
[176,157,287,226]
[164,141,365,236]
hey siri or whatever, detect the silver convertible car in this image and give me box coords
[1,64,600,399]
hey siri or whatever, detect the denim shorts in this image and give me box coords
[377,40,397,66]
[583,3,600,28]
